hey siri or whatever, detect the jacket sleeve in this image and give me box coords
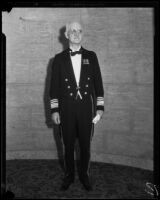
[49,55,60,114]
[92,52,104,111]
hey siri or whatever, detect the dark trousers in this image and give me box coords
[60,95,94,178]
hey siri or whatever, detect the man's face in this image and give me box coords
[67,22,83,45]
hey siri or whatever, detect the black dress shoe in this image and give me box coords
[80,176,93,191]
[60,175,74,191]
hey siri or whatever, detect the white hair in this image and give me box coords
[65,21,83,39]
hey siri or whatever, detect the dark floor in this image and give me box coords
[6,159,155,199]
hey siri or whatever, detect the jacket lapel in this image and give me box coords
[79,47,87,88]
[64,49,77,87]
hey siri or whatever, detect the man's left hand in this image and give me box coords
[96,110,104,119]
[92,110,104,124]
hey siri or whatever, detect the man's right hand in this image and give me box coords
[51,112,61,125]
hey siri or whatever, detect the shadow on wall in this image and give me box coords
[43,25,80,171]
[58,26,69,50]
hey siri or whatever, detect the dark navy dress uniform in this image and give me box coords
[49,47,104,180]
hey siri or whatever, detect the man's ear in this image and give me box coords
[64,31,68,39]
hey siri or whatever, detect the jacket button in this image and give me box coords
[65,78,68,82]
[86,84,88,87]
[70,93,73,96]
[67,86,70,89]
[84,92,87,95]
[87,77,90,80]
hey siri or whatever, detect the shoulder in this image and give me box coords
[51,49,68,65]
[82,47,97,57]
[54,49,68,59]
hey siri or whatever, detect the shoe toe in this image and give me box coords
[60,177,74,191]
[80,179,93,191]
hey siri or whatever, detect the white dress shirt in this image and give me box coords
[70,46,82,87]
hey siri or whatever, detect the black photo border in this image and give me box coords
[1,1,160,199]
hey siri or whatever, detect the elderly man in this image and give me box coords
[49,21,104,191]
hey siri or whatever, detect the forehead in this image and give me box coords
[70,22,82,30]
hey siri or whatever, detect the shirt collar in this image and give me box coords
[69,46,82,52]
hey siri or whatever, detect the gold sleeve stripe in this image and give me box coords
[51,103,59,109]
[50,99,59,109]
[97,97,104,106]
[97,101,104,106]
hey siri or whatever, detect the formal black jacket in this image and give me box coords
[49,47,104,114]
